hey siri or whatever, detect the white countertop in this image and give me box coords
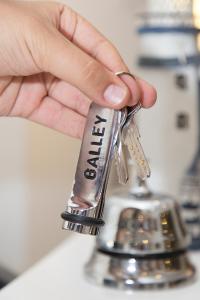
[0,235,200,300]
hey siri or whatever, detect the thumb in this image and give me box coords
[34,28,140,109]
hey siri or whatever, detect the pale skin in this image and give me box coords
[0,0,157,139]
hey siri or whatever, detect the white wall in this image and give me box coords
[0,0,146,274]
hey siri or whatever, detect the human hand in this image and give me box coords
[0,0,157,138]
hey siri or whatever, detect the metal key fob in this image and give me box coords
[61,72,151,236]
[61,102,122,235]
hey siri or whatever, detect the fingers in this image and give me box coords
[58,5,157,107]
[48,78,91,117]
[136,77,157,108]
[29,96,86,139]
[59,6,128,72]
[118,74,157,108]
[116,73,142,107]
[35,27,141,109]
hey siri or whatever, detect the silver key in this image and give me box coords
[114,71,138,184]
[115,71,150,180]
[114,129,129,185]
[112,107,129,185]
[122,108,151,180]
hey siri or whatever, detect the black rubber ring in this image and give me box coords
[97,248,186,260]
[61,212,105,227]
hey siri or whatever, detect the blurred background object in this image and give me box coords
[137,0,200,250]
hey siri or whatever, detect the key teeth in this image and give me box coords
[123,123,151,180]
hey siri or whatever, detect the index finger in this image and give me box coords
[59,6,127,72]
[58,6,156,107]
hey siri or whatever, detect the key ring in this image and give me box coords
[115,71,136,80]
[115,71,142,118]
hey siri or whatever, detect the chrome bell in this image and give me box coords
[84,178,196,290]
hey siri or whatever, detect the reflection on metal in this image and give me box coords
[85,251,195,290]
[84,180,196,290]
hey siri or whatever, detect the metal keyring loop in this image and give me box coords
[115,71,137,80]
[115,71,141,117]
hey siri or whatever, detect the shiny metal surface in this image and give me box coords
[97,187,189,255]
[85,250,196,290]
[61,71,150,236]
[62,221,100,236]
[122,111,151,180]
[62,103,125,235]
[84,180,196,290]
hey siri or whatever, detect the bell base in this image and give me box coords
[84,250,196,290]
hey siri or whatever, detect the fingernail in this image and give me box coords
[104,84,126,105]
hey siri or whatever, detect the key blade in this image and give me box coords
[112,108,129,185]
[114,143,129,185]
[123,120,151,180]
